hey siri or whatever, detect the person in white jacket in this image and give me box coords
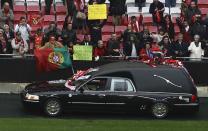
[188,34,204,61]
[11,32,28,56]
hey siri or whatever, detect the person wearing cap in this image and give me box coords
[11,32,28,55]
[40,35,63,50]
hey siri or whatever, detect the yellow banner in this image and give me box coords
[88,4,107,20]
[73,45,93,61]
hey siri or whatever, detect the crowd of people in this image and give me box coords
[0,0,207,61]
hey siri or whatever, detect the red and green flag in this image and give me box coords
[34,46,72,72]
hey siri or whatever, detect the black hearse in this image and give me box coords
[21,62,199,118]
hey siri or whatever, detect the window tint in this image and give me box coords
[110,78,134,92]
[82,78,108,91]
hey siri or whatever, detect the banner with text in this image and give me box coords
[73,45,93,61]
[88,4,107,20]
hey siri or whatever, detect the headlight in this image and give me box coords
[25,93,39,101]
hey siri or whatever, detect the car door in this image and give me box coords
[105,78,137,112]
[67,77,110,111]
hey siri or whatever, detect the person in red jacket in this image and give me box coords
[94,40,107,61]
[139,42,154,60]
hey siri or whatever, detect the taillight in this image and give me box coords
[191,95,197,103]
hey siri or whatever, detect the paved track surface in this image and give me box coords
[0,94,208,120]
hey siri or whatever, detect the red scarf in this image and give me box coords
[155,10,161,23]
[15,38,24,47]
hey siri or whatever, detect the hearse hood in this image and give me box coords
[24,81,70,93]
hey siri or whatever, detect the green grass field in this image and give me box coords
[0,118,208,131]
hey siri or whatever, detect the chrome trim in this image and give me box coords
[69,102,125,105]
[174,103,199,106]
[24,100,40,103]
[71,102,105,105]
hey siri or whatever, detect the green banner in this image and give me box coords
[73,45,93,61]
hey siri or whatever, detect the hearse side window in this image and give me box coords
[82,78,108,91]
[110,78,134,92]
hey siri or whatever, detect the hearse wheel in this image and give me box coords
[151,103,168,119]
[44,98,62,117]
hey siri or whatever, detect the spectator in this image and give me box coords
[63,15,73,30]
[66,0,76,16]
[80,35,93,46]
[135,0,146,11]
[61,23,77,46]
[11,32,28,55]
[94,40,107,60]
[139,42,154,60]
[43,22,61,43]
[188,34,204,61]
[0,29,12,54]
[139,26,153,47]
[107,33,121,56]
[1,0,13,9]
[109,0,126,26]
[88,19,106,46]
[129,16,142,33]
[159,36,173,57]
[149,0,165,25]
[0,2,14,29]
[122,24,134,44]
[165,0,176,7]
[45,0,56,15]
[172,33,189,57]
[3,24,14,47]
[180,21,192,43]
[41,35,63,49]
[151,28,165,43]
[189,16,206,40]
[14,16,31,44]
[162,15,175,41]
[34,28,43,49]
[185,1,201,25]
[123,34,140,57]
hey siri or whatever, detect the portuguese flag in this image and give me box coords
[34,46,72,72]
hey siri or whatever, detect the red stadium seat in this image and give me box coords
[102,35,111,42]
[198,0,208,8]
[106,16,113,25]
[43,15,55,25]
[57,24,63,30]
[56,15,66,25]
[115,26,127,35]
[200,8,208,17]
[102,25,114,35]
[13,5,26,14]
[147,26,158,33]
[27,5,40,15]
[55,5,67,15]
[143,16,152,26]
[41,5,55,15]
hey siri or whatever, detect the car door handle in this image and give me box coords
[98,94,106,97]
